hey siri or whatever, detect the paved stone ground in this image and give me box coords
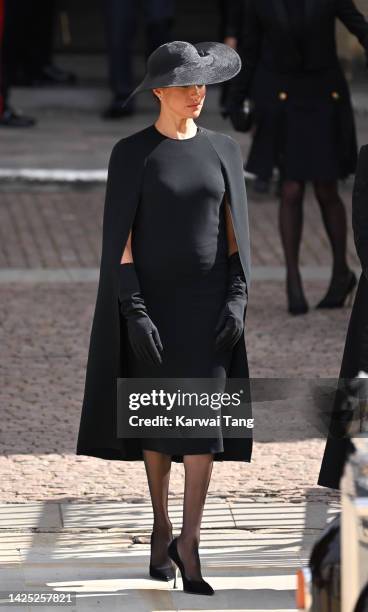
[1,82,366,505]
[1,273,353,504]
[0,499,336,611]
[1,183,359,504]
[0,183,360,270]
[2,80,368,172]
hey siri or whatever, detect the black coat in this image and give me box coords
[318,145,368,490]
[226,0,368,180]
[229,0,368,105]
[76,124,252,462]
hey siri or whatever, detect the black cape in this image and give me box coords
[76,124,252,462]
[318,144,368,489]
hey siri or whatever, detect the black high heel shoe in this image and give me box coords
[168,537,214,595]
[316,270,357,309]
[149,531,175,581]
[287,277,309,315]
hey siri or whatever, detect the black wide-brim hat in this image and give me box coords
[121,40,242,108]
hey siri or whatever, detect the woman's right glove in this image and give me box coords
[214,251,248,352]
[228,100,255,133]
[118,263,163,366]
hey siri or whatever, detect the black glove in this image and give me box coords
[227,100,255,133]
[214,251,248,352]
[118,263,163,366]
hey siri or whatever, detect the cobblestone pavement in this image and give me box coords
[1,276,351,504]
[1,185,359,505]
[0,183,360,270]
[2,82,368,172]
[1,82,366,505]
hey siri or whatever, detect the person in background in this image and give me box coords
[226,0,368,315]
[0,0,35,127]
[102,0,175,119]
[318,145,368,490]
[219,0,271,194]
[13,1,76,87]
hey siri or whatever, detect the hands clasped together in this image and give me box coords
[118,252,247,366]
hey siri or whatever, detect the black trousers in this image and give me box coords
[103,0,175,101]
[0,0,55,112]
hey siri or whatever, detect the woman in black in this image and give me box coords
[76,41,252,595]
[318,144,368,489]
[227,0,368,314]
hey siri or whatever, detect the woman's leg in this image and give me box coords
[313,180,357,307]
[176,453,214,580]
[279,179,308,312]
[143,449,173,566]
[313,180,349,278]
[279,179,306,283]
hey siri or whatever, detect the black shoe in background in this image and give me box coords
[33,64,77,86]
[316,270,357,309]
[287,273,309,315]
[0,108,36,127]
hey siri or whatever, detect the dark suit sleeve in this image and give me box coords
[336,0,368,59]
[352,145,368,277]
[226,0,263,109]
[223,0,243,38]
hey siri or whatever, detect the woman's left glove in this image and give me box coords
[214,251,248,352]
[118,263,163,365]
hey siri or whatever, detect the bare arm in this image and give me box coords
[336,0,368,54]
[120,230,133,263]
[224,194,239,256]
[214,193,248,351]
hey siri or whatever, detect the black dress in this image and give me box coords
[126,124,238,460]
[239,0,360,181]
[76,123,252,463]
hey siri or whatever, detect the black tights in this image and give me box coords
[143,449,213,580]
[279,179,349,286]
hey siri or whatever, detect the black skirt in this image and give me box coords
[246,61,358,181]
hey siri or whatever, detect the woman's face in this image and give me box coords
[153,84,206,118]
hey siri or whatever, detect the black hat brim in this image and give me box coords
[121,41,242,108]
